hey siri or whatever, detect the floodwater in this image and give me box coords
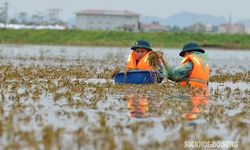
[0,44,249,149]
[1,44,250,68]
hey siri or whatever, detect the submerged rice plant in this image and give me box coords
[0,45,248,149]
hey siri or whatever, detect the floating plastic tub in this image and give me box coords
[114,70,160,84]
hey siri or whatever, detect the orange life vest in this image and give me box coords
[179,54,210,119]
[126,51,153,70]
[180,54,210,88]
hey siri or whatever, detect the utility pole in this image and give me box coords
[47,8,62,25]
[228,11,232,34]
[4,0,8,27]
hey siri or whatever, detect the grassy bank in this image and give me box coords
[1,28,250,49]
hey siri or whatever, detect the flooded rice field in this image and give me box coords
[0,44,249,150]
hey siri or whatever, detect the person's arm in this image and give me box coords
[155,51,193,82]
[164,61,193,82]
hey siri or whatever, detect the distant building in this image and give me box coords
[185,23,215,33]
[140,23,168,32]
[219,23,245,34]
[75,9,140,31]
[189,23,203,32]
[219,24,230,33]
[248,27,250,34]
[232,23,245,34]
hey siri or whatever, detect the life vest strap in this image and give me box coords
[188,78,208,85]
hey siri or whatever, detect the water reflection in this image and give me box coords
[126,85,209,120]
[167,87,209,120]
[126,89,161,118]
[127,94,149,118]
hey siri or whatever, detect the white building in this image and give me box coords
[75,9,140,31]
[231,23,245,34]
[219,23,245,34]
[219,24,230,33]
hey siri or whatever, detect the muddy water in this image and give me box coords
[0,44,249,149]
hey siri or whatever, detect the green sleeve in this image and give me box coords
[164,61,193,82]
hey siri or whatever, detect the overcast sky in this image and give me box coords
[2,0,250,22]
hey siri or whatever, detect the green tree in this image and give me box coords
[170,25,181,32]
[9,18,19,24]
[19,12,28,24]
[31,14,39,25]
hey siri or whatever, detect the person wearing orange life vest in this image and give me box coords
[158,42,210,119]
[126,39,154,70]
[158,42,210,88]
[126,39,164,82]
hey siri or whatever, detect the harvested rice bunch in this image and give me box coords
[147,50,164,69]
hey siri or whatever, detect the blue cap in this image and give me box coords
[131,39,152,51]
[179,42,205,57]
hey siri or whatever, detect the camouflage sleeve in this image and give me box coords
[163,61,193,82]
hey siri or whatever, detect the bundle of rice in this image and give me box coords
[146,50,164,70]
[146,49,170,87]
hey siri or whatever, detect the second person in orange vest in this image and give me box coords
[158,42,210,88]
[158,42,210,119]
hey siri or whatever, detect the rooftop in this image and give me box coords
[140,23,165,28]
[76,9,140,16]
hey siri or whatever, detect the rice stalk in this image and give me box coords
[111,68,121,78]
[146,44,170,87]
[147,50,163,70]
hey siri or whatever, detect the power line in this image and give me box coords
[47,8,62,25]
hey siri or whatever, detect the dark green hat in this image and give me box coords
[179,42,205,57]
[131,39,152,51]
